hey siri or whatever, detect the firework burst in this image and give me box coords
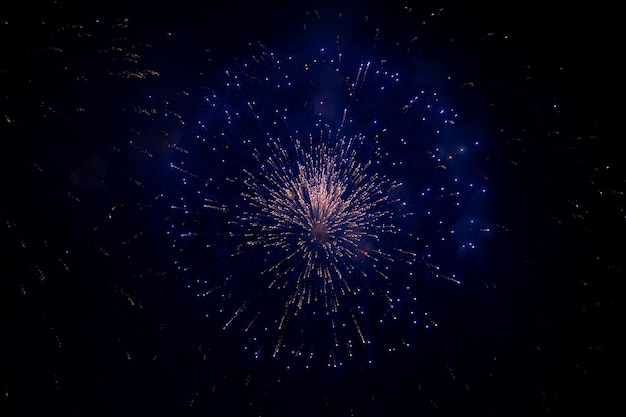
[164,40,489,367]
[228,132,415,360]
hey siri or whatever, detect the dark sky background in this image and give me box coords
[1,1,620,416]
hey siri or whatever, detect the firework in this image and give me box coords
[162,41,490,368]
[227,132,413,362]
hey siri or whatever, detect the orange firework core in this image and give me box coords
[311,220,328,244]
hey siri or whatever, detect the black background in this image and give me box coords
[2,1,620,416]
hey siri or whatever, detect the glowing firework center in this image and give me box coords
[242,136,398,298]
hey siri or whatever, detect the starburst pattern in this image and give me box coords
[162,43,490,367]
[229,134,413,359]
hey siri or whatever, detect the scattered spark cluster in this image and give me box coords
[163,44,491,367]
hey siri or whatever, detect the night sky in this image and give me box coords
[1,1,620,416]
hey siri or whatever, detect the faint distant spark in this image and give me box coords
[227,133,413,357]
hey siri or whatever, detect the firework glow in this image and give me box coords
[165,44,488,367]
[230,134,411,360]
